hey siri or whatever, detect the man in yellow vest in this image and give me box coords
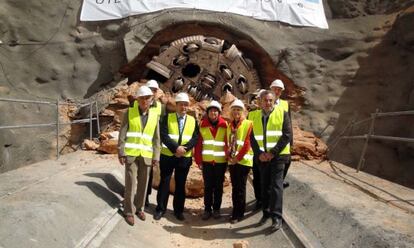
[249,90,292,231]
[154,92,199,221]
[118,86,161,226]
[270,79,293,189]
[195,100,228,220]
[145,79,165,207]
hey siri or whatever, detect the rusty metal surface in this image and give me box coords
[146,35,261,101]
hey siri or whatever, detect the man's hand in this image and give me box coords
[152,160,159,167]
[175,146,187,157]
[264,152,274,161]
[259,153,268,162]
[118,156,126,165]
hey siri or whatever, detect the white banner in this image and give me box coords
[80,0,328,29]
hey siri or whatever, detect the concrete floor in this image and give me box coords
[0,151,413,248]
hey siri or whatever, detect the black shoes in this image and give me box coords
[283,181,290,188]
[255,200,262,210]
[175,212,185,221]
[153,211,164,220]
[213,210,221,219]
[258,215,269,225]
[201,211,212,220]
[271,218,282,230]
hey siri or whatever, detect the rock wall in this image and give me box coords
[0,0,413,187]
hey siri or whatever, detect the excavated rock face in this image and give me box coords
[328,0,414,18]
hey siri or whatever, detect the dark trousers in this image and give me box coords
[259,160,284,219]
[283,158,291,179]
[202,162,227,212]
[252,155,261,202]
[147,167,153,197]
[156,155,191,215]
[229,164,251,219]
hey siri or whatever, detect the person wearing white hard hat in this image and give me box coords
[154,92,199,221]
[248,90,292,231]
[194,100,228,220]
[144,79,166,207]
[118,85,161,226]
[226,99,254,224]
[270,79,292,189]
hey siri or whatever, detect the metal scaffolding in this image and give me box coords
[0,97,101,159]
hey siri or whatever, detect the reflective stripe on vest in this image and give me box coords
[161,113,196,157]
[124,102,158,158]
[249,107,290,155]
[227,119,253,167]
[200,126,227,163]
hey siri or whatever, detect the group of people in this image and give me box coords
[117,78,292,231]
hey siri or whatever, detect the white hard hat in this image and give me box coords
[230,99,245,109]
[175,92,190,103]
[136,86,153,97]
[146,79,159,89]
[207,100,222,112]
[270,79,285,90]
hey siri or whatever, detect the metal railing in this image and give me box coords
[0,97,101,159]
[328,109,414,172]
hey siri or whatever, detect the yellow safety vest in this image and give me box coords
[278,99,289,112]
[249,107,290,155]
[200,125,227,163]
[150,100,162,117]
[124,102,158,158]
[227,119,254,167]
[161,113,196,157]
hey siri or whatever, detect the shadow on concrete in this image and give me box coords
[75,181,121,208]
[84,172,125,197]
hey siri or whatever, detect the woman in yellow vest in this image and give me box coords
[117,86,161,226]
[194,100,228,220]
[226,99,254,224]
[249,90,292,231]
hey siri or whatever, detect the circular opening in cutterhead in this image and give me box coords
[182,63,201,78]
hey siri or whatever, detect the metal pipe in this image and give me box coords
[60,118,97,125]
[375,110,414,117]
[0,118,98,130]
[0,97,54,105]
[95,101,101,135]
[357,109,378,172]
[370,135,414,143]
[89,102,93,140]
[0,123,56,130]
[56,98,60,160]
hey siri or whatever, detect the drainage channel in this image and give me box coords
[247,175,324,248]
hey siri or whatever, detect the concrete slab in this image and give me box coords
[0,151,124,248]
[1,152,413,248]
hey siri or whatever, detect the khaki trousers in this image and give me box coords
[124,156,151,216]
